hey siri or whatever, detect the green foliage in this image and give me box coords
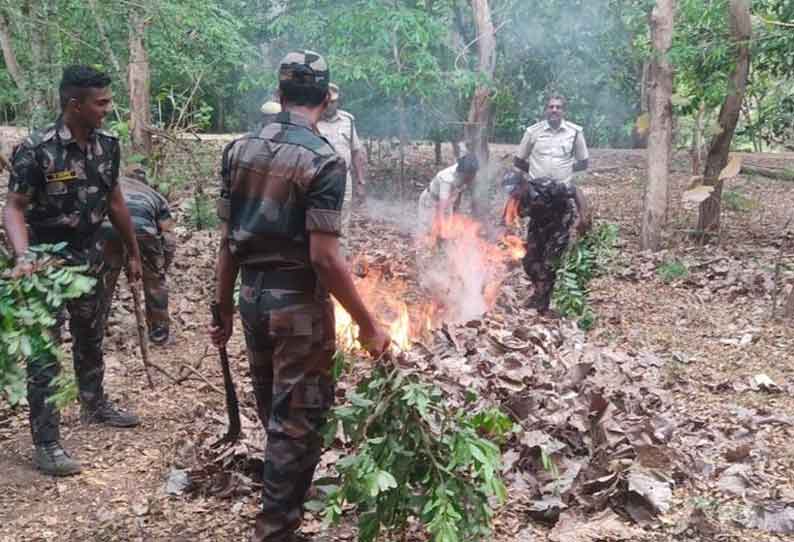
[0,244,96,405]
[184,193,218,231]
[722,190,756,212]
[320,363,509,542]
[657,260,689,283]
[553,222,619,330]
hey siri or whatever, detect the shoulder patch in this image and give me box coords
[525,121,545,134]
[564,121,583,132]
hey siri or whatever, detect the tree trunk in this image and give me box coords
[0,10,26,95]
[696,0,752,237]
[690,102,705,174]
[641,0,676,252]
[397,96,408,201]
[785,286,794,319]
[22,0,49,119]
[128,6,152,157]
[87,0,125,87]
[465,0,496,219]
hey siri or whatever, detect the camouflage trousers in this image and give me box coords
[102,234,171,332]
[28,272,107,444]
[238,268,336,542]
[522,202,575,310]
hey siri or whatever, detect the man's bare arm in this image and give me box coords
[108,185,142,281]
[214,222,239,317]
[3,192,31,257]
[352,149,367,195]
[310,231,388,355]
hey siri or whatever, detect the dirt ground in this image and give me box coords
[1,139,793,542]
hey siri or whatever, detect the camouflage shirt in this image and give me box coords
[8,117,120,260]
[102,176,172,239]
[218,111,346,280]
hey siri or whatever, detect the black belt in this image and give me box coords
[32,228,100,250]
[241,267,317,291]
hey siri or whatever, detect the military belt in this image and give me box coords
[241,267,317,291]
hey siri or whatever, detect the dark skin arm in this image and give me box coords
[210,222,240,344]
[310,231,390,357]
[3,192,34,276]
[572,185,591,235]
[107,184,143,282]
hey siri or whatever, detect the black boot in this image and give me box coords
[33,442,82,476]
[81,398,140,427]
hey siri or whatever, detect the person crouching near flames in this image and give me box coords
[417,154,480,244]
[503,94,590,315]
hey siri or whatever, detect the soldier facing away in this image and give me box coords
[316,82,368,249]
[508,94,591,313]
[2,65,142,476]
[101,170,176,345]
[209,51,390,542]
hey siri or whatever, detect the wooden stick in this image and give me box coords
[129,281,155,389]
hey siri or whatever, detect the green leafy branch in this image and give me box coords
[0,244,96,405]
[553,222,619,330]
[318,362,511,542]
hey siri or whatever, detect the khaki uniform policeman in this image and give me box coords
[209,51,389,542]
[511,95,590,312]
[2,65,142,476]
[317,83,366,246]
[101,172,176,344]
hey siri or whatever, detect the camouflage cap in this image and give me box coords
[328,83,339,101]
[278,50,329,90]
[260,101,282,115]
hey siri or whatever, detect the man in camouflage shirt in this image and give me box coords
[508,94,591,313]
[317,83,367,249]
[2,65,142,476]
[209,51,390,542]
[101,168,176,345]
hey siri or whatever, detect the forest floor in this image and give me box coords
[1,137,793,542]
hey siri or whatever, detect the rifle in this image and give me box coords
[211,302,241,447]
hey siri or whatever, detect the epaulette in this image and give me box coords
[563,120,583,133]
[525,121,546,134]
[338,110,356,122]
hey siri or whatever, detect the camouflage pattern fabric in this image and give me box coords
[218,110,344,542]
[101,177,175,332]
[278,50,329,89]
[28,279,107,444]
[7,116,120,443]
[522,197,575,310]
[8,116,120,269]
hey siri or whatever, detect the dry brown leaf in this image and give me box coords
[549,510,645,542]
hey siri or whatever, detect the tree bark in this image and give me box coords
[696,0,752,237]
[0,10,26,95]
[465,0,496,219]
[87,0,125,87]
[641,0,676,252]
[128,6,152,156]
[21,0,49,117]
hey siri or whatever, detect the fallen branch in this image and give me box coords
[129,281,155,388]
[741,164,794,181]
[177,362,225,395]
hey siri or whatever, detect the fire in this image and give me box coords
[502,196,521,227]
[334,211,527,355]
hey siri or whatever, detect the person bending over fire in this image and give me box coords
[417,154,479,242]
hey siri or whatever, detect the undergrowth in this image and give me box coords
[553,222,619,330]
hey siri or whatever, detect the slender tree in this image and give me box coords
[641,0,675,251]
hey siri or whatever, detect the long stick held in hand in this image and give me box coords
[211,302,241,447]
[130,281,155,389]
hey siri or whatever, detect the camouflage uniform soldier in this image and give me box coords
[2,65,142,476]
[101,171,176,344]
[209,51,389,542]
[317,83,367,248]
[509,95,590,313]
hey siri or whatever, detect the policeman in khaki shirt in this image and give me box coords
[509,95,591,313]
[317,83,367,247]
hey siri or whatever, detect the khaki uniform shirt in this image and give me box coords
[516,120,588,184]
[317,111,362,198]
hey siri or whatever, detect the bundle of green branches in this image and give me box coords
[553,222,619,329]
[318,361,512,542]
[0,244,96,405]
